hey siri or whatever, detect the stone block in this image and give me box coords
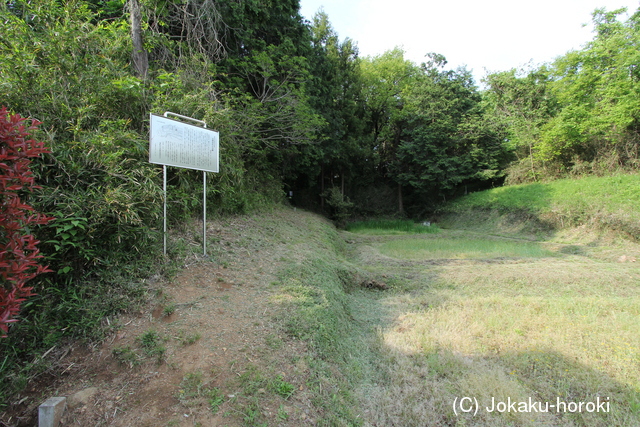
[38,397,66,427]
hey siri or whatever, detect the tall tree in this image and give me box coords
[304,10,366,202]
[128,0,148,78]
[359,48,417,212]
[483,67,556,182]
[538,7,640,170]
[207,0,324,183]
[392,58,507,204]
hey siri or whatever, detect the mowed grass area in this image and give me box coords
[378,236,553,259]
[352,229,640,426]
[346,219,440,235]
[442,173,640,238]
[446,173,640,217]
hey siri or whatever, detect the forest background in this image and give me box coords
[1,0,640,407]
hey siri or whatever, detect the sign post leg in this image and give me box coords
[163,164,167,255]
[203,171,207,256]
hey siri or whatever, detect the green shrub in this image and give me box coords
[322,187,355,228]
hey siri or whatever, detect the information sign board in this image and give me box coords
[149,114,219,173]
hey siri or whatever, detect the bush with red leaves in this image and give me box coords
[0,106,52,337]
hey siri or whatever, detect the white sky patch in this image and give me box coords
[299,0,640,83]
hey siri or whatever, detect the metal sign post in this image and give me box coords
[149,112,219,256]
[203,169,206,255]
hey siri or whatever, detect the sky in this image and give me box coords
[298,0,640,84]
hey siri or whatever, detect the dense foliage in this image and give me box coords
[1,0,639,407]
[483,7,640,182]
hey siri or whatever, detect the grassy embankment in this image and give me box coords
[438,173,640,240]
[273,174,640,426]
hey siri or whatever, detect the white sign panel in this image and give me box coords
[149,114,219,173]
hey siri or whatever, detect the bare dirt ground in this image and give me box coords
[4,211,327,427]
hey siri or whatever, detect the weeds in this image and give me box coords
[131,330,166,364]
[242,398,262,424]
[176,330,201,346]
[277,404,289,420]
[270,375,295,399]
[138,330,165,357]
[177,371,225,414]
[207,387,225,414]
[177,372,206,404]
[163,302,177,316]
[111,330,167,367]
[112,346,141,368]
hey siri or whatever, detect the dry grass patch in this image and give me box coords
[430,260,640,298]
[384,296,640,387]
[358,233,640,426]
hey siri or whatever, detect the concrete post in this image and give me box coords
[38,397,66,427]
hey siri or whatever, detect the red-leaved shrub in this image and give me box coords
[0,106,52,337]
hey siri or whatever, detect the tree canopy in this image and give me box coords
[2,1,638,219]
[482,7,640,182]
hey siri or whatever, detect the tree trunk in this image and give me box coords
[129,0,148,79]
[320,165,325,209]
[398,182,404,214]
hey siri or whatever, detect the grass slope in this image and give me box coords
[440,173,640,239]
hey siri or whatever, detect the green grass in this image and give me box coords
[293,180,640,427]
[270,375,295,399]
[162,302,177,316]
[346,219,440,235]
[272,209,640,426]
[449,174,640,213]
[354,218,640,426]
[112,346,141,368]
[443,173,640,238]
[379,237,553,259]
[283,206,640,425]
[177,371,225,414]
[176,331,201,346]
[269,218,382,425]
[137,330,166,363]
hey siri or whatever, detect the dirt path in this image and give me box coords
[11,211,328,427]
